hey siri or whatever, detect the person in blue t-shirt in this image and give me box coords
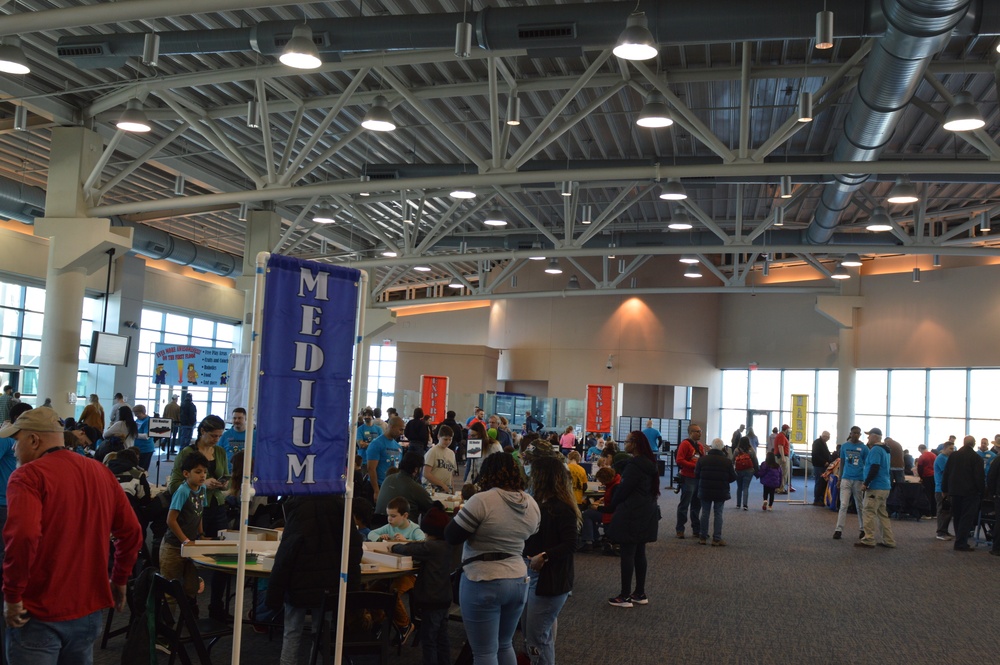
[856,428,895,548]
[218,407,247,472]
[356,409,383,463]
[132,404,155,471]
[934,441,955,540]
[366,416,403,502]
[977,438,996,477]
[643,420,662,452]
[833,425,868,540]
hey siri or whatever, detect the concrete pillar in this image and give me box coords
[237,209,281,353]
[90,254,145,404]
[35,127,133,418]
[816,289,865,445]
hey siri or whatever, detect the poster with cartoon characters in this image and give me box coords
[153,343,232,387]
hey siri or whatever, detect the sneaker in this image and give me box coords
[675,531,685,539]
[936,534,954,541]
[833,531,842,540]
[711,539,727,547]
[630,593,649,605]
[954,544,974,552]
[858,530,865,540]
[608,595,633,608]
[396,623,416,645]
[762,502,767,511]
[155,639,172,655]
[920,515,934,520]
[743,506,748,511]
[789,487,796,492]
[698,537,707,545]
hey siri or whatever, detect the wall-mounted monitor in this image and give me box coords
[89,331,131,367]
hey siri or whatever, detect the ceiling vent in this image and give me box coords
[517,23,576,40]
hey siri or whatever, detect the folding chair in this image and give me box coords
[974,497,996,547]
[152,573,233,665]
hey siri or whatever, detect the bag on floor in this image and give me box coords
[825,474,840,511]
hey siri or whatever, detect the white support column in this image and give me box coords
[36,127,134,418]
[238,209,281,352]
[815,292,865,444]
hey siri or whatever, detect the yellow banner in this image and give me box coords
[790,394,809,445]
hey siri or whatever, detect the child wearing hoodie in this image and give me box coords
[756,452,783,510]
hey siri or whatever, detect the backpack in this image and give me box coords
[734,452,753,471]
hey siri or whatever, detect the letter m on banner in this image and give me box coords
[255,254,362,495]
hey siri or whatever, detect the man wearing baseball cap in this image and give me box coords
[1,407,142,663]
[855,427,896,549]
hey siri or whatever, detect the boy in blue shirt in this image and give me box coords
[367,496,424,643]
[132,404,155,471]
[160,451,209,604]
[856,428,896,548]
[833,425,868,540]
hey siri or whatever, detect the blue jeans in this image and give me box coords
[522,567,568,665]
[675,476,701,534]
[6,609,101,665]
[280,604,324,665]
[460,575,529,665]
[735,470,754,507]
[418,606,451,665]
[698,499,725,541]
[580,509,604,543]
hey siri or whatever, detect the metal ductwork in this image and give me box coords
[0,174,240,277]
[56,1,879,69]
[805,0,974,244]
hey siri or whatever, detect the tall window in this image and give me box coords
[134,308,238,419]
[366,344,396,410]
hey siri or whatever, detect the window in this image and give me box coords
[720,369,839,444]
[367,344,397,409]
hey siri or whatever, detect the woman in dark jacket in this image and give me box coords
[695,438,738,545]
[523,455,581,664]
[606,430,660,608]
[267,496,363,665]
[404,407,430,457]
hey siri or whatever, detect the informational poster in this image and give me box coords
[254,255,361,495]
[790,394,809,445]
[585,384,613,433]
[420,375,449,423]
[153,344,232,387]
[148,418,172,438]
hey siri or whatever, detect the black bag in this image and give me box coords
[450,552,515,605]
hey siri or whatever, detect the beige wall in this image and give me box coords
[394,342,499,418]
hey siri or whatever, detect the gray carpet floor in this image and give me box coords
[93,474,996,664]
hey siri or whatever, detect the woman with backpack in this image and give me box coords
[733,436,759,511]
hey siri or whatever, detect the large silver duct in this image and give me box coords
[56,1,878,69]
[0,175,240,277]
[805,0,974,244]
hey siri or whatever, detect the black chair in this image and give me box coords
[311,590,395,665]
[975,497,996,547]
[152,573,233,665]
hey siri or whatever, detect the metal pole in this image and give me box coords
[230,250,269,664]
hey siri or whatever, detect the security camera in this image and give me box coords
[606,354,613,370]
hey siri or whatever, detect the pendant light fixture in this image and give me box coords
[797,91,813,122]
[116,99,152,133]
[831,265,851,280]
[312,202,335,224]
[173,175,185,196]
[13,105,27,132]
[683,263,703,278]
[560,181,573,197]
[815,9,834,50]
[866,206,894,232]
[544,259,562,274]
[237,203,249,222]
[0,37,30,75]
[841,253,862,267]
[774,206,784,226]
[667,211,692,230]
[679,254,699,264]
[455,21,472,58]
[414,265,431,272]
[246,100,260,129]
[581,205,592,225]
[912,267,921,283]
[933,254,941,267]
[943,91,985,132]
[613,13,657,61]
[506,95,521,126]
[566,275,581,290]
[362,95,396,132]
[382,248,398,258]
[780,175,793,199]
[483,208,508,226]
[762,257,770,276]
[450,187,476,199]
[448,277,464,289]
[886,176,919,204]
[142,33,160,67]
[659,178,687,201]
[636,91,673,128]
[279,24,322,70]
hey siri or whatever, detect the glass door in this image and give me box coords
[746,409,770,458]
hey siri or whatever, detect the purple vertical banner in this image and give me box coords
[254,254,361,495]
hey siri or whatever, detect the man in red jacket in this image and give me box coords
[773,424,792,493]
[675,423,705,538]
[915,444,937,518]
[2,407,142,664]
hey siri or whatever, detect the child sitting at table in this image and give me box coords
[579,466,620,552]
[160,451,209,606]
[368,497,425,643]
[391,506,456,665]
[352,497,374,540]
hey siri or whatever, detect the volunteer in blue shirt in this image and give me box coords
[218,407,247,472]
[833,425,868,540]
[366,415,404,502]
[132,404,155,471]
[934,441,955,540]
[642,420,662,452]
[356,409,382,463]
[855,427,896,548]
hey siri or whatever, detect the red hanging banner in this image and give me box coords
[420,375,449,423]
[585,384,613,433]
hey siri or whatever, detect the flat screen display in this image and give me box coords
[89,331,131,366]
